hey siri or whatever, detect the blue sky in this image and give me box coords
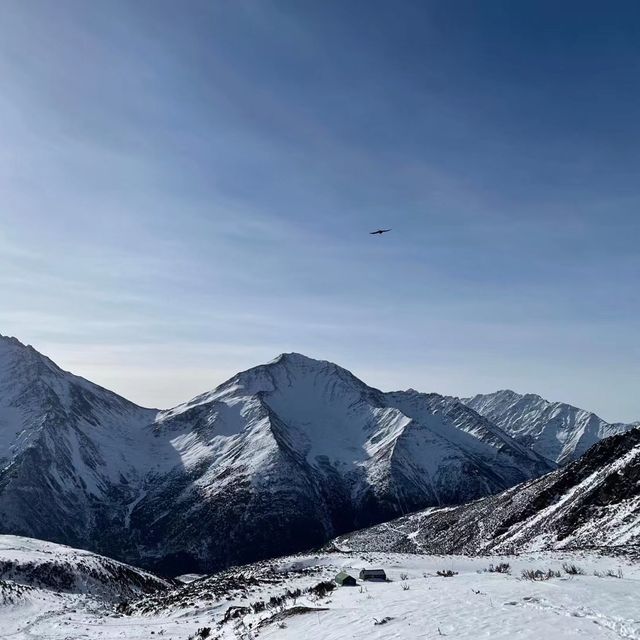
[0,0,638,420]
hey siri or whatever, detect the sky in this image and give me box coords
[0,0,639,421]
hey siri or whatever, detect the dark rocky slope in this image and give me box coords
[335,428,640,554]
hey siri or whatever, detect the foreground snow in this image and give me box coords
[257,553,639,640]
[2,545,638,639]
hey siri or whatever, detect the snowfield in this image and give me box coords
[2,541,639,639]
[258,553,640,640]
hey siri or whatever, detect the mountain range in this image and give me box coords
[0,333,636,574]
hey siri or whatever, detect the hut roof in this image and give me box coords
[359,568,387,579]
[335,571,356,584]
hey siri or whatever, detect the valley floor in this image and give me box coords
[2,551,639,640]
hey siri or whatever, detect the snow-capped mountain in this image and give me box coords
[335,426,640,555]
[462,390,634,464]
[0,335,552,574]
[0,335,164,566]
[142,355,552,572]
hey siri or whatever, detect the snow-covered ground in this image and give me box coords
[2,548,638,639]
[257,552,639,640]
[1,591,213,640]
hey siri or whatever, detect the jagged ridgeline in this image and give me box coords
[462,390,634,464]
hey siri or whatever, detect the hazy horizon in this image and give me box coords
[0,331,633,425]
[1,1,639,421]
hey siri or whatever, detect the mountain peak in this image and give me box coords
[233,352,370,398]
[488,389,522,400]
[229,352,367,390]
[0,333,33,354]
[0,333,62,379]
[268,352,330,367]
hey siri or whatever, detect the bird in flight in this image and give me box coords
[370,228,392,235]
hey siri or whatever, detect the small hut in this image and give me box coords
[335,571,357,586]
[359,568,387,582]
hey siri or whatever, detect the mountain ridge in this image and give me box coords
[462,388,635,464]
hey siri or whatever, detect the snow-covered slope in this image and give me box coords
[5,547,639,640]
[462,389,633,464]
[335,427,640,555]
[0,535,170,600]
[613,420,640,431]
[0,535,173,639]
[0,335,552,574]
